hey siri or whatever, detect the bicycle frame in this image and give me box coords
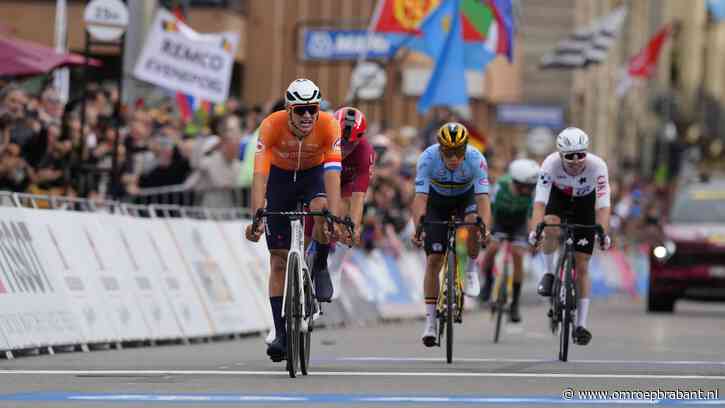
[535,222,603,362]
[491,238,514,306]
[491,236,514,343]
[418,215,485,363]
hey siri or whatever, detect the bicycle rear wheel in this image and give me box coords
[446,250,455,364]
[559,254,574,362]
[285,253,301,377]
[299,268,313,375]
[493,269,508,344]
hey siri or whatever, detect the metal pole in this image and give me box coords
[75,30,91,197]
[111,31,125,200]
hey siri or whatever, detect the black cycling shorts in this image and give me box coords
[491,220,528,246]
[423,188,477,255]
[544,187,596,254]
[265,165,326,250]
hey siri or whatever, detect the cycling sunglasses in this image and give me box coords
[292,105,319,116]
[562,151,587,161]
[441,146,466,158]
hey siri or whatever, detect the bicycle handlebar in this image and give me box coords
[534,222,604,243]
[414,215,487,243]
[252,208,355,241]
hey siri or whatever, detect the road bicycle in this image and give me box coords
[252,207,353,378]
[416,216,485,364]
[489,232,515,344]
[533,222,603,362]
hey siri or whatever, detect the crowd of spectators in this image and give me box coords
[0,80,263,208]
[0,80,674,253]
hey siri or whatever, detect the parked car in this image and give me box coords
[648,178,725,313]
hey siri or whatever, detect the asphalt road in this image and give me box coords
[0,298,723,407]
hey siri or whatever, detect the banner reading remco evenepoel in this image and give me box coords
[133,8,239,103]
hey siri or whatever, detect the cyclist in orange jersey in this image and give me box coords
[245,79,343,362]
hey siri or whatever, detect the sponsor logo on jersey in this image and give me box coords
[415,180,424,186]
[432,242,443,252]
[577,238,589,246]
[540,173,552,185]
[579,177,587,185]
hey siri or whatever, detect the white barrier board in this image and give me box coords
[214,220,270,331]
[75,212,152,341]
[165,219,244,335]
[182,219,259,334]
[219,221,272,330]
[145,218,214,338]
[100,214,184,340]
[0,208,89,348]
[0,208,84,348]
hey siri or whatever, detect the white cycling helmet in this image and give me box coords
[556,127,589,153]
[509,158,540,185]
[285,78,322,106]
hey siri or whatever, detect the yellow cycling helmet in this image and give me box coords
[437,122,469,149]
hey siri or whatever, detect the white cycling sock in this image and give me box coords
[577,298,590,328]
[425,303,436,322]
[467,257,478,274]
[544,252,556,275]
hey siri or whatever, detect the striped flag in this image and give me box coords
[539,6,627,69]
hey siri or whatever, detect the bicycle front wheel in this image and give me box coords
[559,255,574,362]
[446,250,455,364]
[493,270,507,344]
[299,268,313,376]
[285,253,301,377]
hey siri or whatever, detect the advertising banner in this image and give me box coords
[19,209,113,345]
[217,221,272,331]
[145,217,214,338]
[166,218,246,335]
[76,213,152,341]
[0,208,84,349]
[100,214,184,340]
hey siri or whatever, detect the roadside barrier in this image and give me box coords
[0,192,646,358]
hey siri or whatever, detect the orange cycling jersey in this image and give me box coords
[254,110,342,175]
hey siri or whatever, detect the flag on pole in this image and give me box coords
[616,24,672,97]
[540,6,627,69]
[417,0,468,113]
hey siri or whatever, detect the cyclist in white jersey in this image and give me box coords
[528,127,612,346]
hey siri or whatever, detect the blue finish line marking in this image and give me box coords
[0,393,723,405]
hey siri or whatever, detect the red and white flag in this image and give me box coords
[616,24,672,97]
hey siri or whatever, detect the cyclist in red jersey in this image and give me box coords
[305,107,374,262]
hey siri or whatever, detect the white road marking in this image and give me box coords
[334,356,725,365]
[0,370,724,380]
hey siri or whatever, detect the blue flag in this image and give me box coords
[709,0,725,21]
[417,0,468,113]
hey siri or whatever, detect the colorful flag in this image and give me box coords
[616,24,671,97]
[417,0,468,113]
[370,0,514,68]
